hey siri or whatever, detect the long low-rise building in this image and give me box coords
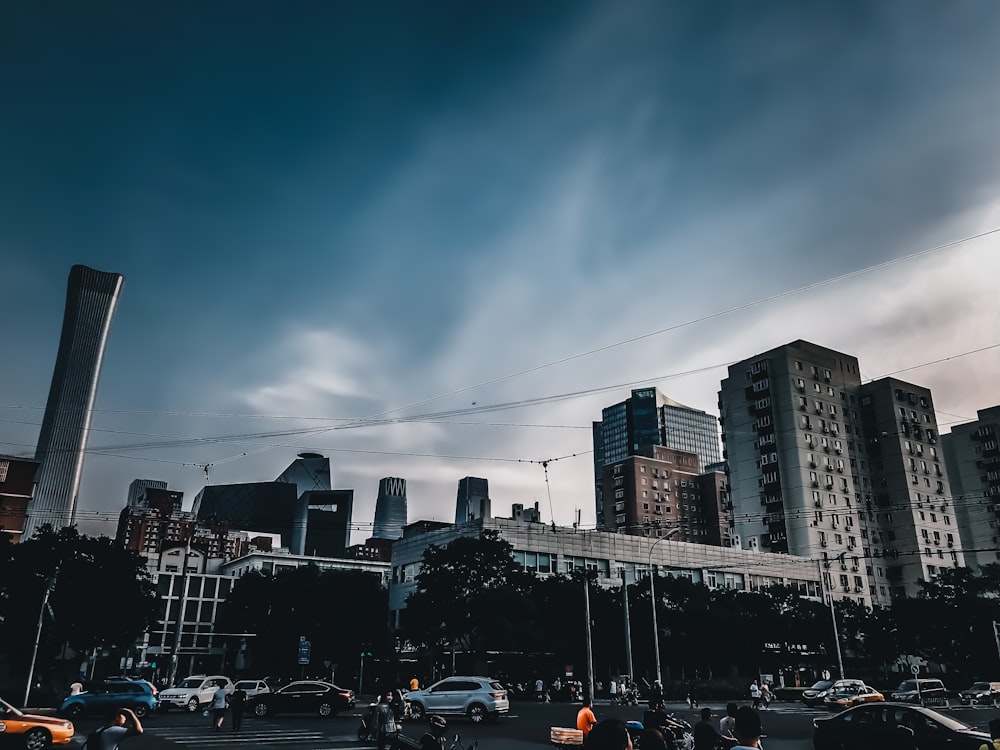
[388,517,823,628]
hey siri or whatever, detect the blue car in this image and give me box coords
[59,679,158,719]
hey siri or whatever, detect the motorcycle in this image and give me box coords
[358,697,412,742]
[627,711,694,750]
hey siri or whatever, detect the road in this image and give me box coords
[59,699,1000,750]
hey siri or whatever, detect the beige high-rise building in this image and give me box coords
[719,340,966,608]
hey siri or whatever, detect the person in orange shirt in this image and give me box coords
[577,696,598,738]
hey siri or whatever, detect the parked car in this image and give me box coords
[59,679,158,718]
[158,675,233,712]
[0,696,75,750]
[406,676,509,723]
[823,683,884,711]
[801,679,836,707]
[249,681,354,718]
[890,678,949,707]
[232,680,270,699]
[814,703,989,750]
[959,681,1000,705]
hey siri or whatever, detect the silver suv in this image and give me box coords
[159,675,234,712]
[406,676,509,723]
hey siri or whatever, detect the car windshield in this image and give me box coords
[897,681,917,692]
[969,682,990,691]
[234,682,256,690]
[809,680,834,690]
[178,678,203,688]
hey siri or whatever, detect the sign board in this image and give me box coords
[298,637,311,665]
[910,664,920,675]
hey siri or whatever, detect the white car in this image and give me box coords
[158,675,234,712]
[233,679,271,699]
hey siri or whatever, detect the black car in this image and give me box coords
[250,681,355,718]
[813,702,989,750]
[801,680,836,707]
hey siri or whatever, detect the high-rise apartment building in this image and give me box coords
[593,388,721,527]
[372,477,407,540]
[455,476,491,524]
[127,479,169,508]
[26,265,123,537]
[942,405,1000,571]
[0,455,41,543]
[719,340,964,607]
[857,379,962,601]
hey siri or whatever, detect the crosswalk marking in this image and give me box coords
[145,725,356,747]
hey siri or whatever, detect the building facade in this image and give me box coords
[27,265,124,537]
[593,388,721,528]
[720,339,965,608]
[455,476,491,524]
[372,477,408,540]
[942,404,1000,571]
[0,455,41,543]
[387,516,822,630]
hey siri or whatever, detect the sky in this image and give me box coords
[2,1,999,544]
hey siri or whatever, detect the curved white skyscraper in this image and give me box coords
[25,265,123,537]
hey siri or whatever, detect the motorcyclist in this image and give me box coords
[420,715,448,750]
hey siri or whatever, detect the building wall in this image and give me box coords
[387,517,821,629]
[0,455,40,543]
[942,405,1000,571]
[373,477,408,540]
[27,265,123,536]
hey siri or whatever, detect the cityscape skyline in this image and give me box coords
[2,2,999,543]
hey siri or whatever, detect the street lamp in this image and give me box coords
[815,557,845,680]
[648,527,681,686]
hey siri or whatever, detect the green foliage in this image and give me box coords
[0,525,156,675]
[400,529,535,657]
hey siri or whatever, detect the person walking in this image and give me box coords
[409,676,420,691]
[759,682,772,710]
[85,707,144,750]
[210,683,229,731]
[609,679,618,703]
[229,687,247,733]
[577,696,598,739]
[374,691,398,750]
[720,702,738,741]
[686,680,699,709]
[649,680,664,711]
[749,679,761,710]
[536,677,545,702]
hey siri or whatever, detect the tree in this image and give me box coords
[216,565,388,680]
[399,530,535,662]
[0,525,156,677]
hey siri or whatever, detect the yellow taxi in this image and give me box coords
[0,696,75,750]
[823,683,885,711]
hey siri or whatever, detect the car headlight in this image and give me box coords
[817,691,828,698]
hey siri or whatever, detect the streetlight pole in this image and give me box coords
[620,567,633,683]
[648,528,681,686]
[815,557,845,680]
[25,569,59,706]
[166,535,193,688]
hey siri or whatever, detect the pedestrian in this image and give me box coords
[649,680,664,711]
[553,676,562,700]
[584,718,632,750]
[229,687,247,733]
[719,702,738,740]
[577,696,598,739]
[536,677,545,702]
[686,680,699,709]
[693,707,723,750]
[210,683,229,731]
[609,679,618,703]
[69,680,85,696]
[374,691,398,750]
[420,715,448,750]
[731,706,763,750]
[84,707,144,750]
[749,679,761,710]
[409,676,420,691]
[760,683,772,710]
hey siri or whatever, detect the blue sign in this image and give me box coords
[298,637,311,665]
